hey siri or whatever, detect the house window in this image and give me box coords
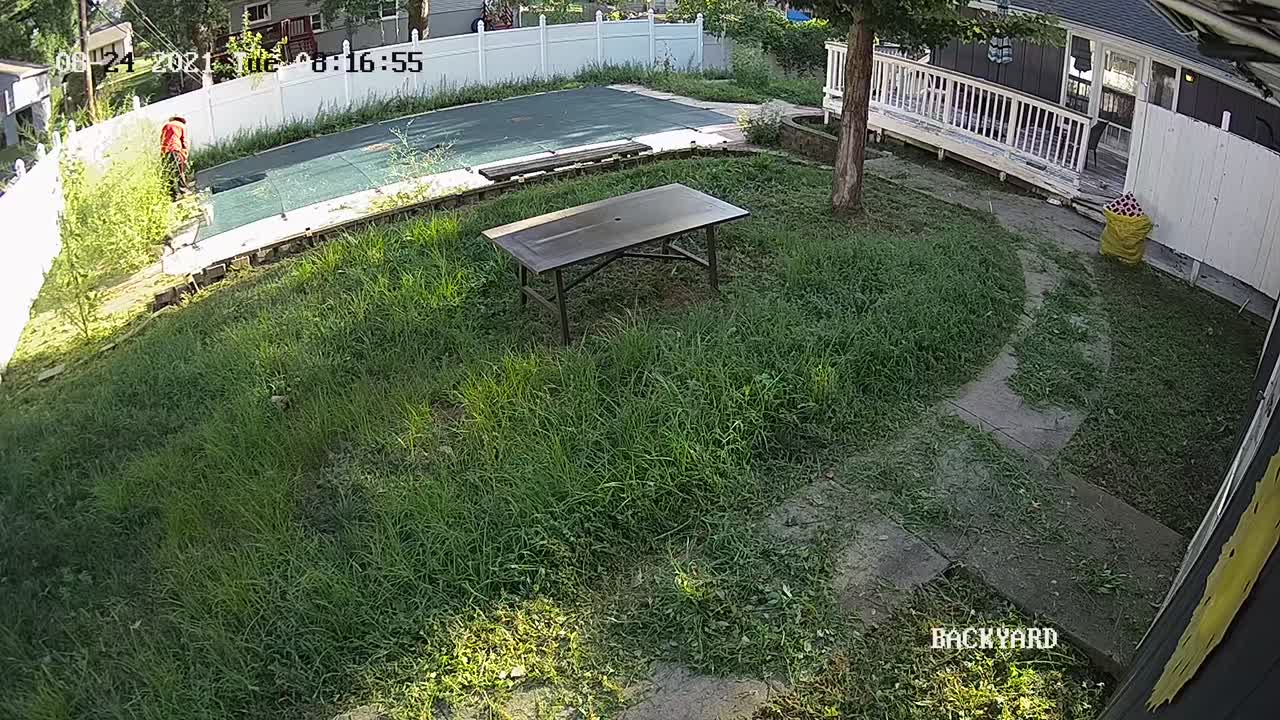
[1065,36,1094,116]
[1101,49,1140,129]
[1150,61,1178,111]
[244,1,271,25]
[310,12,325,32]
[367,0,398,20]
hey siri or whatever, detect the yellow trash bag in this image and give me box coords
[1099,192,1153,265]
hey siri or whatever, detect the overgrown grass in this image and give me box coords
[43,124,176,340]
[190,64,821,172]
[0,156,1024,718]
[1058,263,1263,535]
[761,572,1108,720]
[1011,246,1103,409]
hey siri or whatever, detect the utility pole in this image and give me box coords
[77,0,97,121]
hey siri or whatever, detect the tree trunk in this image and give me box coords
[831,15,875,217]
[409,0,429,37]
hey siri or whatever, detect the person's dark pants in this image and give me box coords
[162,151,190,200]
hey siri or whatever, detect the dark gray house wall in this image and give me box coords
[1178,72,1280,151]
[931,39,1065,104]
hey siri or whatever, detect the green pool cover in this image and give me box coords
[194,87,728,240]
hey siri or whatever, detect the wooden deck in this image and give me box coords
[1080,147,1129,200]
[825,43,1096,199]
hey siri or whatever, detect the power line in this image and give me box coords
[121,0,205,82]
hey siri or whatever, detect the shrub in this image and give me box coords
[216,11,287,79]
[672,1,836,77]
[669,0,774,39]
[731,43,772,90]
[737,100,787,145]
[47,125,174,339]
[770,19,833,75]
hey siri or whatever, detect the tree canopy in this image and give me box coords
[807,0,1061,49]
[125,0,228,55]
[0,0,78,65]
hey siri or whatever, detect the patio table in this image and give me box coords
[483,183,749,344]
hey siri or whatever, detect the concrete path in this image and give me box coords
[862,148,1186,673]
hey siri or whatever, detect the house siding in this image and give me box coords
[931,39,1065,104]
[88,39,130,64]
[226,0,482,44]
[1177,72,1280,151]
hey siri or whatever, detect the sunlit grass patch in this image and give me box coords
[760,573,1108,720]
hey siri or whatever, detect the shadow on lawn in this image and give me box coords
[0,155,1026,718]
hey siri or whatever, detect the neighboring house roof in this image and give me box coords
[1012,0,1232,72]
[87,21,133,51]
[0,59,49,78]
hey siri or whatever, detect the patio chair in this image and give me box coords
[1085,120,1107,170]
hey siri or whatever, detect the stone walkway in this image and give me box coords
[854,151,1185,673]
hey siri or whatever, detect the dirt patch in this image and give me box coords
[620,663,785,720]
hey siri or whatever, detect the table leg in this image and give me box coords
[519,264,529,306]
[554,269,570,345]
[705,224,719,292]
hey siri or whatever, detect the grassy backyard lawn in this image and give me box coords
[0,155,1058,718]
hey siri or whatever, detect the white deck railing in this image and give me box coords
[825,41,1091,193]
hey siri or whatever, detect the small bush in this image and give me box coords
[737,101,787,145]
[732,43,772,90]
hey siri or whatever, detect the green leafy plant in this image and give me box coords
[216,11,288,80]
[47,126,174,339]
[737,100,787,145]
[771,19,834,75]
[731,42,772,90]
[369,126,460,211]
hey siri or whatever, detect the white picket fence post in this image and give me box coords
[595,11,603,64]
[411,28,421,95]
[647,10,655,67]
[477,21,486,82]
[275,65,286,120]
[539,15,548,76]
[342,39,353,106]
[695,13,704,69]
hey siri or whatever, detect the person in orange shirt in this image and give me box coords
[159,115,191,199]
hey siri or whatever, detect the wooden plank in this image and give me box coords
[478,141,650,181]
[483,183,749,273]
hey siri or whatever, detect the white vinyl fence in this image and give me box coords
[70,14,708,164]
[1126,101,1280,298]
[0,144,64,370]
